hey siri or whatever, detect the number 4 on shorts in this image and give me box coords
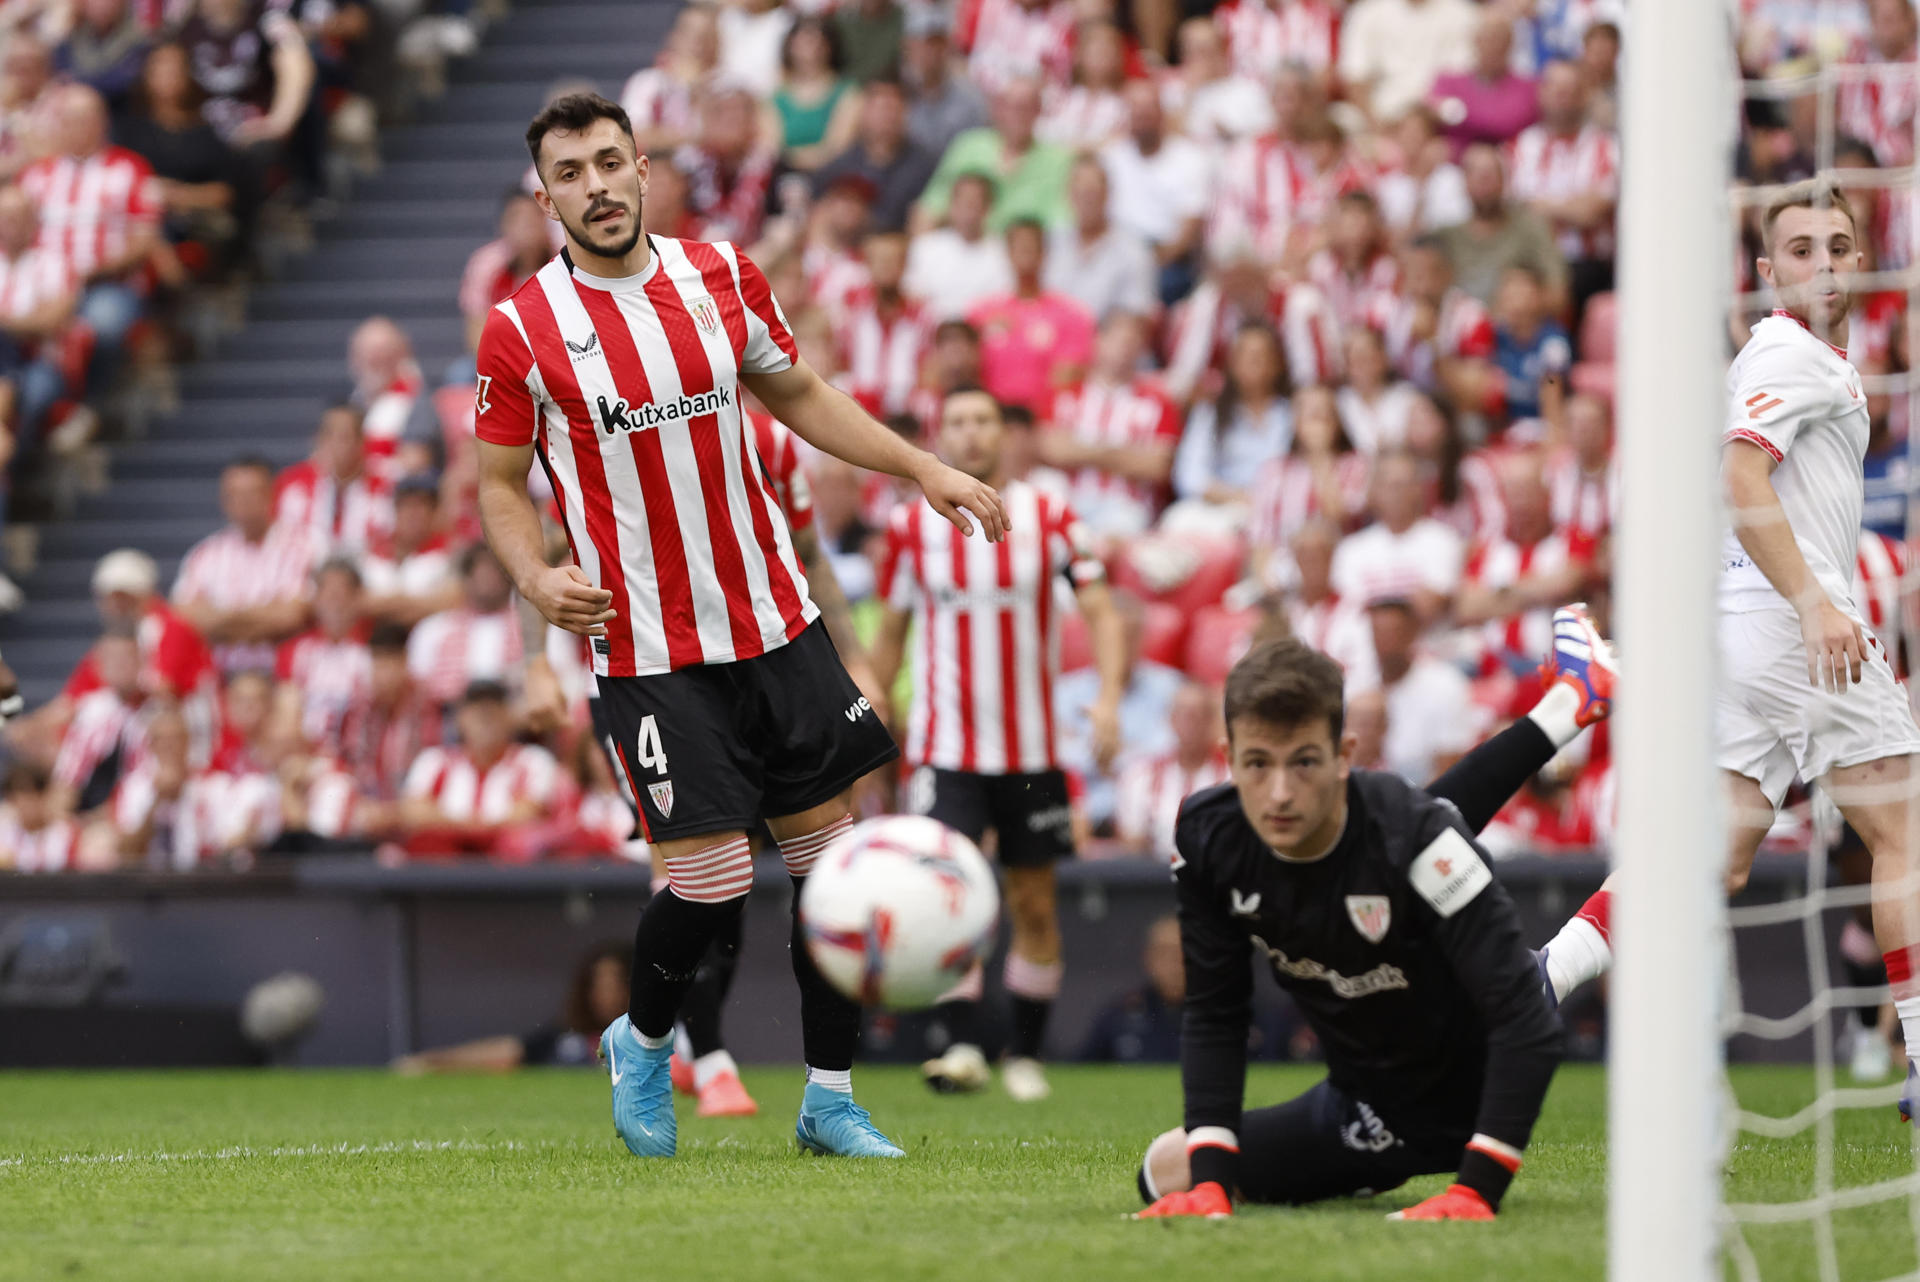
[635,714,669,777]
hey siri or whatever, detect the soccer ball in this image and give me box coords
[798,815,1001,1010]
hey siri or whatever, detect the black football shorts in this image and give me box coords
[904,765,1074,868]
[591,621,899,843]
[1232,1080,1469,1205]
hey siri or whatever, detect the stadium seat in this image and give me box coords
[1570,292,1617,402]
[1183,605,1263,685]
[1140,601,1188,668]
[1111,535,1245,615]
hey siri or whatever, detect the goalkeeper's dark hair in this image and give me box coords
[526,93,635,171]
[1223,637,1346,744]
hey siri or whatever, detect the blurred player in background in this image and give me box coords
[477,94,1003,1160]
[1536,182,1920,1121]
[873,385,1126,1102]
[1137,614,1612,1221]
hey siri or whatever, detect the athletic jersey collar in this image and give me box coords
[562,237,661,292]
[1770,307,1847,359]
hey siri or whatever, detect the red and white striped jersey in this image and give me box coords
[0,811,83,871]
[406,606,522,707]
[1463,529,1579,673]
[745,410,814,533]
[1839,43,1918,167]
[1214,0,1340,80]
[1305,248,1401,332]
[1374,286,1496,391]
[300,761,364,840]
[619,64,703,144]
[276,629,373,755]
[803,243,871,322]
[1115,749,1232,859]
[962,0,1075,95]
[110,766,278,867]
[1038,85,1130,149]
[52,691,154,793]
[1048,375,1182,535]
[879,480,1104,774]
[273,461,392,558]
[362,542,457,601]
[358,368,422,496]
[474,237,817,678]
[19,145,161,280]
[403,743,562,824]
[1250,451,1371,547]
[1164,277,1339,402]
[1285,591,1380,691]
[838,294,930,419]
[172,522,318,674]
[1855,528,1908,652]
[0,246,76,323]
[1208,137,1372,269]
[339,691,443,799]
[1545,450,1615,557]
[1507,124,1618,261]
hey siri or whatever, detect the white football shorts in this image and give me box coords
[1715,605,1920,807]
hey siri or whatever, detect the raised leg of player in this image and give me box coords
[769,799,905,1157]
[1823,753,1920,1100]
[923,967,991,1092]
[1002,864,1062,1102]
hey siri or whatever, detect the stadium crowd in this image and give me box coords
[1,0,1916,870]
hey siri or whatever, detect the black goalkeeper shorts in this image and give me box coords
[591,621,899,843]
[1233,1080,1469,1205]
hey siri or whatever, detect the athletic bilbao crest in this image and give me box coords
[648,780,675,818]
[1346,895,1391,944]
[689,295,720,337]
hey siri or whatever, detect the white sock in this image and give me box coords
[1544,916,1613,1002]
[806,1066,852,1094]
[637,1028,672,1051]
[693,1049,738,1091]
[1896,997,1920,1062]
[1527,682,1585,750]
[673,1026,693,1062]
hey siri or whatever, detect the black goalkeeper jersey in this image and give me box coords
[1173,770,1561,1155]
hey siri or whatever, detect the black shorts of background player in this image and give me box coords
[1137,633,1608,1221]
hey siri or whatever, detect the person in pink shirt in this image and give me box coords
[966,219,1095,415]
[1425,11,1538,158]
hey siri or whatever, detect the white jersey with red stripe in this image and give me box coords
[1049,374,1182,535]
[838,294,930,419]
[276,629,373,755]
[1839,42,1918,168]
[1037,85,1129,148]
[403,743,561,824]
[1375,286,1496,389]
[52,690,154,792]
[1249,451,1370,547]
[1507,124,1618,261]
[879,479,1103,774]
[803,243,871,322]
[963,0,1074,95]
[1164,276,1338,402]
[1285,591,1381,692]
[745,410,815,533]
[619,64,702,143]
[0,246,77,323]
[171,522,319,673]
[19,145,161,280]
[1720,312,1870,617]
[1116,750,1232,859]
[1545,449,1615,553]
[406,606,522,706]
[273,462,392,558]
[474,237,817,678]
[0,811,83,871]
[1464,530,1579,673]
[1305,248,1401,332]
[111,766,277,867]
[1215,0,1339,79]
[358,369,421,495]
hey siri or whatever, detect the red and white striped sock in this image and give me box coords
[663,835,754,903]
[1543,889,1612,1003]
[779,815,854,879]
[1883,945,1920,1060]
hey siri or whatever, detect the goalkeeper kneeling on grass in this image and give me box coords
[1136,619,1607,1221]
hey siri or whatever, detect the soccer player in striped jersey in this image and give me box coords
[1536,182,1920,1121]
[476,94,1004,1160]
[873,386,1128,1102]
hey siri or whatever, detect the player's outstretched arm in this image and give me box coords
[745,360,1007,542]
[1397,817,1563,1220]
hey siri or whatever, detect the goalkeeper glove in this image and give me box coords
[1388,1184,1496,1221]
[1134,1182,1232,1220]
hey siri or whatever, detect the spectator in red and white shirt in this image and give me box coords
[18,84,159,380]
[1546,391,1615,564]
[1280,515,1381,690]
[274,403,391,561]
[1336,325,1424,455]
[0,182,79,450]
[105,701,273,868]
[1162,16,1273,146]
[1165,254,1339,404]
[1455,449,1586,677]
[1250,385,1370,577]
[398,680,562,856]
[1507,61,1617,298]
[838,230,928,419]
[50,626,152,818]
[674,86,778,247]
[1038,18,1131,151]
[1331,449,1465,627]
[362,473,460,626]
[962,0,1073,97]
[1305,189,1402,334]
[173,456,316,675]
[1214,0,1340,84]
[801,174,876,324]
[1375,235,1499,415]
[458,191,557,357]
[618,3,719,155]
[1206,68,1328,269]
[340,620,443,800]
[0,762,86,872]
[407,542,522,714]
[210,667,274,774]
[1840,0,1917,168]
[0,35,58,185]
[273,557,372,760]
[968,220,1097,416]
[346,315,427,494]
[1040,311,1179,542]
[1113,680,1230,861]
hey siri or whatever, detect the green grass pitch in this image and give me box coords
[2,1064,1914,1281]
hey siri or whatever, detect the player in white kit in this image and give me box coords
[1536,182,1920,1117]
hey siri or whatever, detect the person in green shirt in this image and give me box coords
[914,77,1073,233]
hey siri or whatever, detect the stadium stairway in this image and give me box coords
[0,0,674,707]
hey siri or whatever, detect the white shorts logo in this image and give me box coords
[1345,895,1391,943]
[648,780,675,818]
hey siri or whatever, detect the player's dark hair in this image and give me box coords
[1002,404,1035,431]
[525,93,635,172]
[369,621,412,653]
[564,940,634,1035]
[781,15,845,75]
[1223,638,1346,744]
[461,679,510,707]
[1763,178,1858,247]
[933,319,981,346]
[942,383,1002,418]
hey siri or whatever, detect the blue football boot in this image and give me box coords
[601,1014,677,1157]
[795,1083,906,1157]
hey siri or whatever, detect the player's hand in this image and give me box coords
[1798,598,1867,693]
[1133,1182,1232,1220]
[522,655,567,735]
[1388,1184,1495,1221]
[528,564,616,637]
[1088,696,1122,774]
[916,459,1007,542]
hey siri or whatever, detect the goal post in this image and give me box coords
[1608,1,1734,1278]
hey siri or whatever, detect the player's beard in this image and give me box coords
[565,195,644,260]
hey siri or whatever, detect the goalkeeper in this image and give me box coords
[1136,606,1613,1222]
